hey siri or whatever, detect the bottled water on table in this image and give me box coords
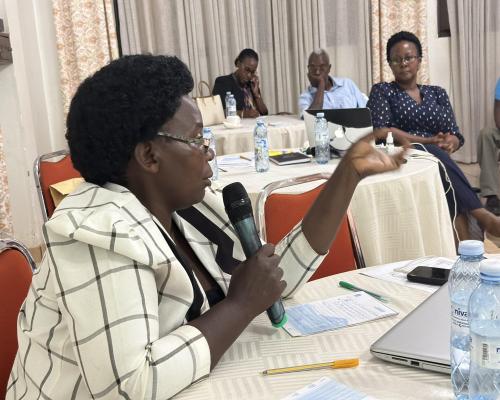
[468,259,500,400]
[202,127,218,181]
[225,92,232,117]
[314,112,329,164]
[449,240,484,400]
[254,117,269,173]
[227,94,237,117]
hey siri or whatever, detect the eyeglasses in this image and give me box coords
[157,131,210,153]
[307,63,330,73]
[389,55,420,66]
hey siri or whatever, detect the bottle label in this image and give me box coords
[228,105,236,113]
[451,304,469,331]
[471,337,500,368]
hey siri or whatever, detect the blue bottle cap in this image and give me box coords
[458,240,484,256]
[480,259,500,278]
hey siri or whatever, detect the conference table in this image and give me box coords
[211,115,307,156]
[174,264,453,400]
[215,149,457,267]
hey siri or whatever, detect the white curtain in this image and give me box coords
[447,0,500,163]
[116,0,371,114]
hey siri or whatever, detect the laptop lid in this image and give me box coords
[304,108,373,151]
[370,283,451,374]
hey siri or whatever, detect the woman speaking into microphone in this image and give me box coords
[8,54,406,400]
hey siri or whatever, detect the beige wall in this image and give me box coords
[427,0,453,99]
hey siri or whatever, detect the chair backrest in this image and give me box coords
[256,173,365,281]
[0,239,35,398]
[33,150,81,221]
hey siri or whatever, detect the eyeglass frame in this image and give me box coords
[388,55,421,66]
[307,63,330,73]
[157,131,210,153]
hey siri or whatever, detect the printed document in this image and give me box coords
[283,291,397,337]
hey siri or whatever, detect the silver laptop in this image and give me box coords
[370,283,451,374]
[304,108,373,151]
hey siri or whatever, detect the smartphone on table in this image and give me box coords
[407,266,450,286]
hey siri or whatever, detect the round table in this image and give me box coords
[214,149,456,267]
[211,115,307,156]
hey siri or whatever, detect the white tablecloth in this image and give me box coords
[211,115,307,155]
[215,150,456,267]
[174,266,453,400]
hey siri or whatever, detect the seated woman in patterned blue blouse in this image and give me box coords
[367,30,500,242]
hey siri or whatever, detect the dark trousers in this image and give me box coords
[417,144,482,217]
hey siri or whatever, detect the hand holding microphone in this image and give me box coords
[223,182,288,327]
[226,243,286,322]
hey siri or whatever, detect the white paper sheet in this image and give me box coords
[360,257,456,293]
[281,377,377,400]
[283,291,397,337]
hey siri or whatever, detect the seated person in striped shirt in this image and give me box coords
[298,49,368,116]
[7,55,406,400]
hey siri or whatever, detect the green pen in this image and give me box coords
[338,281,390,303]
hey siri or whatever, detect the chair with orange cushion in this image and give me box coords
[33,149,82,221]
[255,173,365,281]
[0,239,35,398]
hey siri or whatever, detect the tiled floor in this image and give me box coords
[457,162,500,254]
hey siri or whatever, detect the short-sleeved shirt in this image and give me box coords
[495,78,500,100]
[298,76,367,116]
[367,82,464,148]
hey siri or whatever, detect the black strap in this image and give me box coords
[177,206,242,274]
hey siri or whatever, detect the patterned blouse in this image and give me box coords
[367,82,464,148]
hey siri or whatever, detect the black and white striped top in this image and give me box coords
[7,182,324,399]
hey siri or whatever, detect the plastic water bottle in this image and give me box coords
[227,94,237,117]
[449,240,484,399]
[314,112,329,164]
[386,131,395,154]
[254,117,269,173]
[203,127,218,181]
[225,91,232,117]
[468,259,500,400]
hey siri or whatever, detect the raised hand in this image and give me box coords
[251,75,260,96]
[343,133,408,179]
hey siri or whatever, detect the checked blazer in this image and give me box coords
[7,182,324,399]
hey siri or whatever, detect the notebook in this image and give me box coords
[269,152,311,166]
[370,283,451,374]
[303,108,373,151]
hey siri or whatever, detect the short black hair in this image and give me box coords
[386,31,422,63]
[66,54,193,185]
[234,48,259,66]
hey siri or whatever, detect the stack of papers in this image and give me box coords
[282,377,376,400]
[217,155,253,168]
[283,291,397,337]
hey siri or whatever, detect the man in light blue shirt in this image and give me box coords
[478,78,500,215]
[298,49,367,116]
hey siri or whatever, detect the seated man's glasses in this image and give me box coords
[389,55,420,66]
[307,64,329,73]
[157,132,210,153]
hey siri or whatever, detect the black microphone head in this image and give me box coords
[222,182,253,223]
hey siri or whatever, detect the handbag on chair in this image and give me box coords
[194,81,225,126]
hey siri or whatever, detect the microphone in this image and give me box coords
[222,182,287,328]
